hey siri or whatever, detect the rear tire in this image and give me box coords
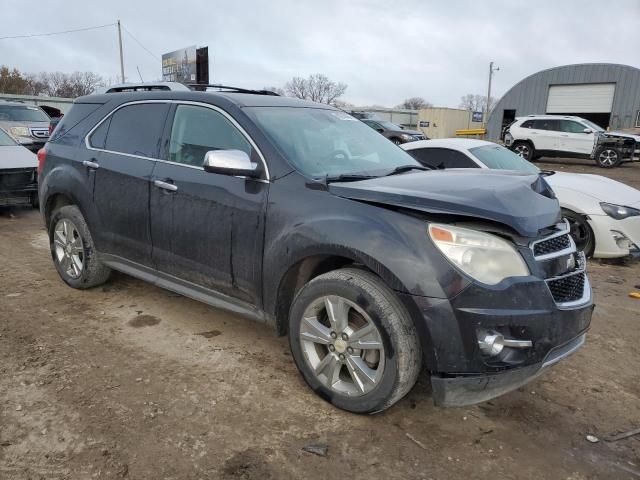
[288,267,421,414]
[49,205,111,289]
[594,146,621,168]
[512,141,534,161]
[563,209,595,257]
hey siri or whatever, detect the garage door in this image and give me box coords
[546,83,615,113]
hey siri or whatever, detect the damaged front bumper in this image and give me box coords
[430,333,586,407]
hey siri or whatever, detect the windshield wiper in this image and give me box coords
[385,165,430,176]
[324,173,378,183]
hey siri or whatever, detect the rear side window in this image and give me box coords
[100,103,170,158]
[520,120,534,128]
[50,103,103,142]
[89,116,111,149]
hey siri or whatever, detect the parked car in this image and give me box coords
[504,114,640,168]
[361,119,427,144]
[0,101,51,153]
[38,83,592,413]
[402,138,640,259]
[39,105,65,136]
[0,127,39,207]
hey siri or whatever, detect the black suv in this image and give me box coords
[38,83,593,413]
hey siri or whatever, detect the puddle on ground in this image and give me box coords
[128,315,161,328]
[195,330,222,338]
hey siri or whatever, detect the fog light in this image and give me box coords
[478,330,504,356]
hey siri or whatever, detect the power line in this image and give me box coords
[121,25,160,61]
[0,23,116,41]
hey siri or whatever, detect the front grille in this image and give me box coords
[533,234,571,257]
[30,128,49,139]
[547,272,586,304]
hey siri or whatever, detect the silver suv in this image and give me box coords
[0,101,51,153]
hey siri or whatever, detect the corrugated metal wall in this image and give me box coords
[487,63,640,139]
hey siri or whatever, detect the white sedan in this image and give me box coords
[402,138,640,259]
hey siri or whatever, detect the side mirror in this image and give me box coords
[203,150,260,177]
[376,128,384,133]
[583,128,593,134]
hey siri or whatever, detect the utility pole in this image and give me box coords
[486,61,499,126]
[117,20,125,83]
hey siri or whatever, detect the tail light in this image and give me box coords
[37,148,47,175]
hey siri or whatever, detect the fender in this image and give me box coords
[39,161,99,240]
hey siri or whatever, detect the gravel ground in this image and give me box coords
[1,159,639,480]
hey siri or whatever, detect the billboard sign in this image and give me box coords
[162,46,197,83]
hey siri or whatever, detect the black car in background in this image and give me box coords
[38,84,592,413]
[361,118,427,144]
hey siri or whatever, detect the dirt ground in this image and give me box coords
[1,159,640,480]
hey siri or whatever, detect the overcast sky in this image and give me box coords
[1,0,639,107]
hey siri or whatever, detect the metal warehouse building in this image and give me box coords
[487,63,640,139]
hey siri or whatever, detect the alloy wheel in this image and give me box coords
[514,144,530,159]
[598,149,618,167]
[53,218,84,279]
[299,295,385,396]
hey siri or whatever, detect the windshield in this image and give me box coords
[469,144,540,174]
[0,105,50,122]
[246,107,420,178]
[0,128,17,146]
[580,119,605,132]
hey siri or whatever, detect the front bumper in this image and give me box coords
[431,333,586,406]
[589,214,640,259]
[398,267,593,406]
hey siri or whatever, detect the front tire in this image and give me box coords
[288,268,421,414]
[595,146,621,168]
[563,209,595,257]
[49,205,111,289]
[512,141,534,161]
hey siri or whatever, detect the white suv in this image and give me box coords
[505,115,602,163]
[505,115,640,168]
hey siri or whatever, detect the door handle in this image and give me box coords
[154,180,178,192]
[82,160,99,169]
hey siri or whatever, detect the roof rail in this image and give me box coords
[97,82,191,94]
[186,84,280,96]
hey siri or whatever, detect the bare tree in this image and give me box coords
[459,93,496,112]
[285,74,347,105]
[396,97,432,110]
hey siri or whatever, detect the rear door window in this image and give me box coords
[102,103,170,158]
[532,119,560,131]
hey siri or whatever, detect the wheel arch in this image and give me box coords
[271,248,407,337]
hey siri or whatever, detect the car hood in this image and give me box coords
[604,131,640,142]
[0,145,38,169]
[546,171,640,208]
[328,169,561,237]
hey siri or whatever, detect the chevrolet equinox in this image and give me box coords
[37,83,593,413]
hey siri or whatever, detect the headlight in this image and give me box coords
[400,133,413,141]
[428,224,530,285]
[8,126,30,138]
[600,202,640,220]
